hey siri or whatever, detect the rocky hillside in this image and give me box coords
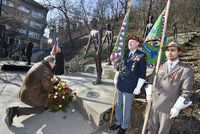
[180,34,200,89]
[171,33,200,134]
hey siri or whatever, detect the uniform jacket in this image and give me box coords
[148,61,194,114]
[117,49,147,93]
[19,61,54,107]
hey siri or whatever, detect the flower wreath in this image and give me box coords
[48,77,76,112]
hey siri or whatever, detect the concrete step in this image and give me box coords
[59,72,115,127]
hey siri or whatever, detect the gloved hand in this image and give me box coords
[133,87,141,95]
[133,78,146,95]
[113,71,119,87]
[170,107,180,119]
[145,84,152,102]
[170,96,192,119]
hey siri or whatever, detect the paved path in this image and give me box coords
[0,66,96,134]
[0,59,138,134]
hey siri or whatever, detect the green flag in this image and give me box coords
[143,9,168,65]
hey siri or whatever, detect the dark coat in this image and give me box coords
[19,61,54,107]
[26,42,34,57]
[117,50,147,93]
[54,51,64,75]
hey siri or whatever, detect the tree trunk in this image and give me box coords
[65,15,73,48]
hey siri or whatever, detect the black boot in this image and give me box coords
[117,127,126,134]
[5,107,19,126]
[109,123,121,130]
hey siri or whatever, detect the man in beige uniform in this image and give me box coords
[145,41,194,134]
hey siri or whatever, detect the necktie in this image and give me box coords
[129,53,132,58]
[169,62,173,72]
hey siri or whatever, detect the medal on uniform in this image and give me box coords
[122,66,126,71]
[131,63,135,71]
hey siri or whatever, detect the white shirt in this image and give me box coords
[167,59,179,72]
[129,50,136,57]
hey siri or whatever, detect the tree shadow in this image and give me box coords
[8,109,94,134]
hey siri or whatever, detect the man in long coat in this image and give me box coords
[5,55,55,126]
[26,41,34,65]
[146,41,194,134]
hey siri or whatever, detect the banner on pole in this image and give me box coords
[143,8,168,66]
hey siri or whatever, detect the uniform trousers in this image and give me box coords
[149,108,173,134]
[115,90,134,129]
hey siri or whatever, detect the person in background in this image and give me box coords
[110,36,147,134]
[146,41,194,134]
[5,55,55,127]
[54,46,64,75]
[172,20,177,41]
[26,41,34,65]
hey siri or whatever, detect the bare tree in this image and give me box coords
[78,0,91,27]
[119,0,129,14]
[108,0,123,23]
[93,0,110,44]
[40,0,200,43]
[42,0,77,48]
[190,0,200,25]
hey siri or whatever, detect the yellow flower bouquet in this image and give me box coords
[48,77,75,112]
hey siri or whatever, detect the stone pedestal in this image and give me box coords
[60,72,115,127]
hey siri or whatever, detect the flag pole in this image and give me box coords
[141,0,171,133]
[109,88,117,124]
[109,0,132,125]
